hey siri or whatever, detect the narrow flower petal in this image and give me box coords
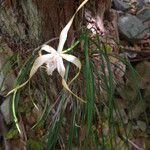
[62,79,86,103]
[57,0,88,53]
[61,53,81,85]
[41,45,56,54]
[57,56,66,78]
[61,54,81,69]
[30,54,53,78]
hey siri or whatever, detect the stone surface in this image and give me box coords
[113,0,131,11]
[0,72,4,90]
[137,7,150,22]
[118,14,148,41]
[0,97,12,124]
[134,0,150,7]
[0,41,16,93]
[144,0,150,3]
[0,41,15,125]
[136,0,146,7]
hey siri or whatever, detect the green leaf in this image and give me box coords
[99,43,113,54]
[5,127,18,139]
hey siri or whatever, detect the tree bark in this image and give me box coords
[0,0,81,50]
[0,0,112,50]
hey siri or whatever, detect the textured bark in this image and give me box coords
[32,0,77,41]
[0,0,80,50]
[0,0,111,50]
[0,0,112,98]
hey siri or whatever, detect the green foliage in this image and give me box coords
[11,56,35,133]
[27,138,42,150]
[1,30,147,150]
[5,126,18,139]
[82,32,95,149]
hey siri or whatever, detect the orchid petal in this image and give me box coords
[62,79,86,103]
[61,54,81,69]
[7,54,53,96]
[41,45,56,54]
[57,56,66,78]
[57,0,88,53]
[29,54,53,78]
[61,53,81,85]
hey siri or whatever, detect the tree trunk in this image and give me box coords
[0,0,112,50]
[0,0,81,51]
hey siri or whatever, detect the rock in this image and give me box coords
[137,7,150,22]
[136,0,146,7]
[135,0,150,7]
[0,41,16,93]
[0,41,15,125]
[0,97,13,124]
[144,0,150,3]
[0,72,4,90]
[118,14,149,41]
[113,0,131,11]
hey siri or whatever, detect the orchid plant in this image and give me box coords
[7,0,88,102]
[30,44,83,101]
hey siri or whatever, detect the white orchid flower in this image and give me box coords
[30,44,81,78]
[7,0,88,102]
[29,0,88,102]
[30,44,84,102]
